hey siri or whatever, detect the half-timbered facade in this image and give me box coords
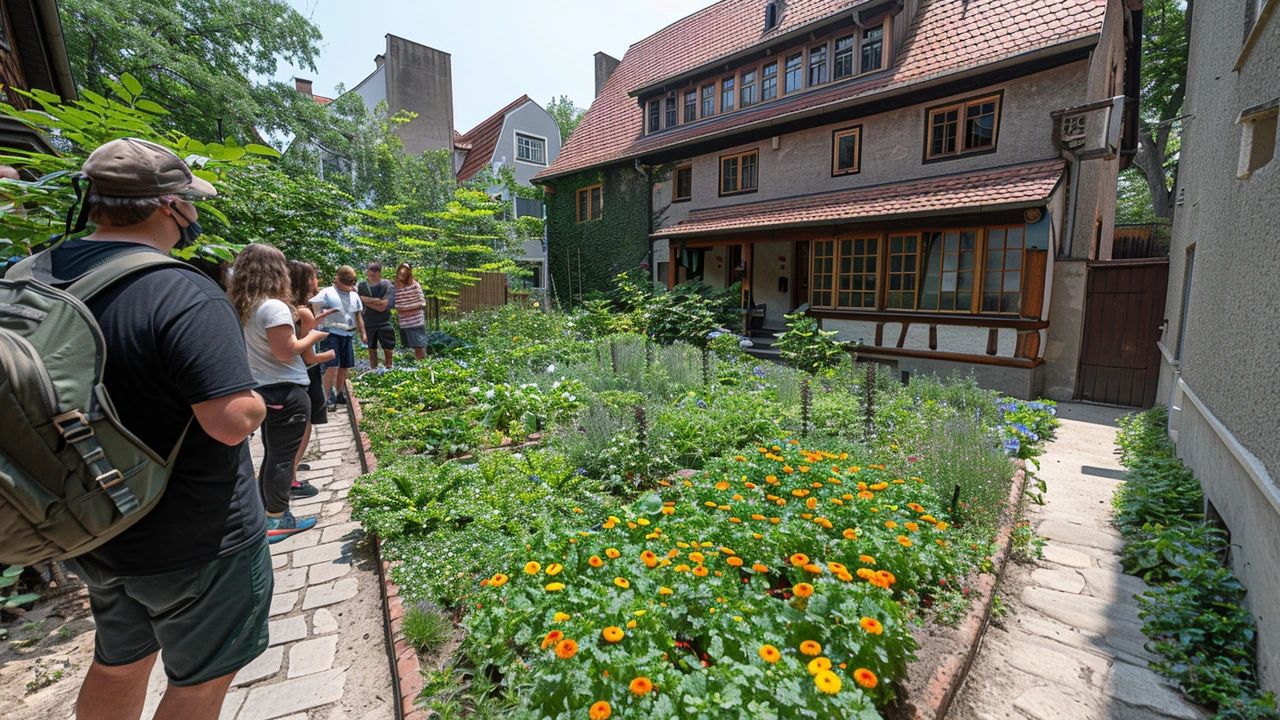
[537,0,1142,399]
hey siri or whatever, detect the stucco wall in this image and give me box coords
[1042,258,1087,401]
[494,101,564,189]
[350,65,387,116]
[385,35,455,155]
[651,62,1091,230]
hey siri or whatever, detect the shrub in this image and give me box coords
[403,602,454,652]
[772,309,849,375]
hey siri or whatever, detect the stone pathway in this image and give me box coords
[951,402,1206,720]
[133,407,395,720]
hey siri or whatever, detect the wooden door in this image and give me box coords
[1075,259,1169,408]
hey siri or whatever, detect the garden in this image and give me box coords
[348,275,1059,719]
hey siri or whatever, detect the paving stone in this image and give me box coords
[333,488,349,500]
[1014,684,1104,720]
[238,668,346,720]
[321,451,343,461]
[1079,567,1151,606]
[302,578,359,610]
[320,522,363,545]
[290,491,333,509]
[274,567,309,593]
[318,442,352,452]
[311,608,338,635]
[1021,587,1145,638]
[271,553,289,570]
[321,503,347,518]
[308,561,352,585]
[326,478,354,491]
[219,689,247,720]
[316,507,352,526]
[1018,612,1157,666]
[1106,663,1206,719]
[231,646,284,687]
[269,591,298,617]
[1038,519,1125,553]
[270,531,320,555]
[296,468,335,483]
[1030,567,1087,594]
[303,457,343,471]
[1002,639,1101,691]
[287,635,339,678]
[292,541,350,568]
[1042,543,1094,568]
[269,616,308,647]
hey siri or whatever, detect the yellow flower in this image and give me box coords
[689,552,705,564]
[545,582,565,592]
[759,644,781,663]
[807,656,832,675]
[629,677,653,696]
[936,521,949,531]
[793,583,815,598]
[589,555,604,568]
[790,553,810,567]
[553,612,570,622]
[589,700,611,720]
[853,668,878,689]
[554,638,578,659]
[897,535,914,547]
[799,640,822,656]
[637,518,650,526]
[860,617,884,635]
[859,554,876,565]
[815,669,843,694]
[605,548,621,559]
[541,629,563,649]
[641,551,658,568]
[614,577,630,589]
[693,565,709,577]
[489,573,509,588]
[751,563,769,573]
[524,561,541,575]
[659,586,673,595]
[661,506,675,515]
[602,626,624,643]
[546,563,563,576]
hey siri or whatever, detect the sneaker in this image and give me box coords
[296,463,312,472]
[266,510,317,544]
[289,481,319,499]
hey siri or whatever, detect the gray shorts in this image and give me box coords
[399,325,428,349]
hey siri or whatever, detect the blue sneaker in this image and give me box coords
[266,510,317,544]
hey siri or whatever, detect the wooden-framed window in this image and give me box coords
[761,62,778,101]
[740,68,758,107]
[836,236,878,309]
[784,53,803,94]
[576,184,602,223]
[926,93,1002,160]
[719,149,759,196]
[684,90,698,123]
[673,164,693,202]
[861,24,884,73]
[919,230,977,311]
[808,43,828,86]
[721,76,735,112]
[832,125,861,176]
[515,132,547,165]
[811,239,836,308]
[833,34,855,80]
[701,84,715,118]
[647,100,661,134]
[982,226,1024,314]
[665,96,678,128]
[885,234,920,310]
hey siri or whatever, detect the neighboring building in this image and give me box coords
[454,95,563,292]
[0,0,76,152]
[1156,0,1279,692]
[536,0,1145,401]
[348,34,455,155]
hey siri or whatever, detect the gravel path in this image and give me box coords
[950,402,1206,720]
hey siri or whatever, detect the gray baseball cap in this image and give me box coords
[81,138,217,199]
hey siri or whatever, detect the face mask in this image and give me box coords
[170,203,204,249]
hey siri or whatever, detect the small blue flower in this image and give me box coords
[1002,437,1021,455]
[696,399,708,409]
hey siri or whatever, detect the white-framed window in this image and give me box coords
[515,133,547,165]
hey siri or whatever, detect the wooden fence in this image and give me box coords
[423,272,527,325]
[1113,222,1171,260]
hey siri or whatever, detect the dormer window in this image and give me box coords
[861,25,884,73]
[721,76,736,112]
[834,35,855,80]
[764,1,780,31]
[808,44,828,86]
[665,96,678,127]
[647,100,661,133]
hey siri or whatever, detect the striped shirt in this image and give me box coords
[395,281,426,328]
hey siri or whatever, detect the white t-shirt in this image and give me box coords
[309,286,363,337]
[244,299,309,387]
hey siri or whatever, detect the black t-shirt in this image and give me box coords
[50,239,264,575]
[358,278,393,330]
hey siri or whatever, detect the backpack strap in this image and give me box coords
[63,249,193,303]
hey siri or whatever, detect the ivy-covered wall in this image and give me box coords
[544,164,651,304]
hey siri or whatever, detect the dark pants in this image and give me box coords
[257,383,310,514]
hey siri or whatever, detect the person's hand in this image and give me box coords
[308,330,329,346]
[316,308,339,320]
[360,331,368,345]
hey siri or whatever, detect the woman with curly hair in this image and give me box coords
[228,244,327,542]
[287,260,336,497]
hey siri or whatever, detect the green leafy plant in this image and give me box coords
[403,603,454,652]
[773,307,849,375]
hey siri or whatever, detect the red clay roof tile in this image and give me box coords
[456,95,531,181]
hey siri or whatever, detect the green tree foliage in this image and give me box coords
[1130,0,1191,220]
[60,0,325,142]
[546,95,585,142]
[773,307,851,374]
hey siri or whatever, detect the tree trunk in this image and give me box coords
[1133,130,1175,220]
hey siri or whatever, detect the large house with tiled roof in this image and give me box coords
[536,0,1144,401]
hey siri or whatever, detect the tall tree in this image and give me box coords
[546,95,585,143]
[1130,0,1191,220]
[60,0,325,142]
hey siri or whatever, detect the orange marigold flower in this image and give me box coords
[907,503,924,513]
[897,535,914,547]
[659,586,673,595]
[842,528,859,540]
[876,570,897,586]
[734,455,746,462]
[759,644,781,663]
[799,640,822,656]
[920,514,937,523]
[803,563,824,574]
[692,565,709,577]
[752,563,769,573]
[555,638,578,659]
[770,517,781,524]
[854,668,878,689]
[546,563,563,576]
[605,548,621,559]
[589,555,604,568]
[589,700,611,720]
[807,656,832,675]
[805,497,818,510]
[827,562,847,574]
[674,564,691,572]
[661,506,675,515]
[629,677,653,696]
[524,562,541,575]
[798,466,810,473]
[905,522,919,532]
[689,552,705,563]
[614,577,630,589]
[793,582,815,598]
[859,554,876,564]
[641,551,658,568]
[783,466,794,474]
[836,571,854,582]
[815,669,843,695]
[791,489,809,497]
[790,553,810,567]
[856,568,876,580]
[884,521,898,530]
[727,556,744,567]
[860,617,884,635]
[765,475,780,484]
[936,521,950,531]
[489,573,509,588]
[542,630,564,649]
[715,481,731,490]
[858,490,875,500]
[602,626,624,643]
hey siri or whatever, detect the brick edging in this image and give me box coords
[346,381,428,720]
[916,460,1028,720]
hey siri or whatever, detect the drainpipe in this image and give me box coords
[1059,151,1080,258]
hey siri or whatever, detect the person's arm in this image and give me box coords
[267,324,328,362]
[399,286,424,312]
[192,390,266,446]
[357,312,367,344]
[361,295,389,312]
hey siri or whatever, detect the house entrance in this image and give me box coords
[1075,259,1169,407]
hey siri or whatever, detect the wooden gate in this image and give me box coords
[1075,259,1169,407]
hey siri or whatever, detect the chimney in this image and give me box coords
[294,77,314,96]
[374,54,386,69]
[594,52,620,98]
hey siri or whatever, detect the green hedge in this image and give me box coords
[545,165,652,303]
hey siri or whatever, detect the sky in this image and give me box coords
[275,0,719,133]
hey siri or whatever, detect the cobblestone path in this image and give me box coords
[951,402,1206,720]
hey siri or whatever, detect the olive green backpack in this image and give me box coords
[0,248,191,565]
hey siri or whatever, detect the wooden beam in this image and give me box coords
[857,346,1045,369]
[809,308,1049,331]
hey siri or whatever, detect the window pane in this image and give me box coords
[941,272,956,292]
[591,187,602,219]
[940,294,955,311]
[578,191,588,221]
[834,35,854,79]
[722,158,737,193]
[676,167,692,199]
[785,54,803,93]
[988,228,1005,249]
[983,294,1000,312]
[1001,294,1021,313]
[985,272,1001,292]
[702,85,715,117]
[1003,272,1020,292]
[960,231,976,251]
[861,25,883,73]
[957,272,973,291]
[684,91,697,123]
[666,98,677,127]
[956,292,971,310]
[837,133,858,171]
[809,45,827,86]
[742,153,757,189]
[1005,251,1021,270]
[986,250,1003,270]
[648,102,660,133]
[1007,227,1024,247]
[944,232,958,253]
[721,77,735,112]
[762,63,778,101]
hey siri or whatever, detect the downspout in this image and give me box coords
[1059,152,1080,258]
[36,0,78,101]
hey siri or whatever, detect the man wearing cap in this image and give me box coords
[47,138,271,720]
